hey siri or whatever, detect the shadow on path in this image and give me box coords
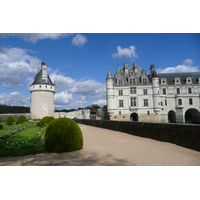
[0,149,133,166]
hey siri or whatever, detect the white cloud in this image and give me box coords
[0,33,71,43]
[50,72,75,90]
[92,99,107,106]
[112,45,138,59]
[71,34,88,46]
[0,47,41,88]
[55,91,73,107]
[0,92,29,106]
[158,59,199,73]
[50,70,106,109]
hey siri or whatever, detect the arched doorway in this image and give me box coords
[130,113,138,121]
[185,109,200,124]
[168,110,176,123]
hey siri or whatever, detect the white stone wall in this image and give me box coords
[30,91,55,119]
[54,109,90,119]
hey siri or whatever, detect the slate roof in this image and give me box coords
[31,68,54,86]
[158,72,200,85]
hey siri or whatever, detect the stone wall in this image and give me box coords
[0,113,30,121]
[74,119,200,152]
[54,109,90,119]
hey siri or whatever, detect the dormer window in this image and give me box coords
[142,78,147,85]
[175,77,181,84]
[186,77,192,84]
[161,78,167,85]
[118,79,123,86]
[129,78,136,85]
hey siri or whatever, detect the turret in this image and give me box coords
[30,62,56,119]
[106,70,114,117]
[150,65,160,114]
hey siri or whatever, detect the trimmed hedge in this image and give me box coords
[38,116,55,127]
[44,118,83,152]
[6,116,15,125]
[16,115,27,124]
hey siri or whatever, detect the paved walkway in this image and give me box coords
[0,124,200,166]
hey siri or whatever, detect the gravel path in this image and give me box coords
[0,124,200,166]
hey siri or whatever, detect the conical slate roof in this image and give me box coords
[31,67,54,86]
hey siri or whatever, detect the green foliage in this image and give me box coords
[38,116,55,127]
[44,118,83,153]
[6,116,15,126]
[16,115,27,124]
[0,124,3,130]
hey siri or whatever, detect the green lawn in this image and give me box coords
[0,123,46,157]
[0,129,18,137]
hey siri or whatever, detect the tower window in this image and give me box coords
[189,98,193,105]
[188,88,192,94]
[178,99,182,105]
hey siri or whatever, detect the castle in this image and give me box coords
[106,62,200,124]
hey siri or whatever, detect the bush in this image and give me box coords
[38,116,54,127]
[6,116,15,126]
[16,115,27,124]
[44,118,83,152]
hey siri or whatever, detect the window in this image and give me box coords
[165,99,167,106]
[142,78,147,85]
[143,89,148,95]
[147,111,150,115]
[178,99,182,105]
[188,88,192,94]
[118,79,122,85]
[119,100,123,107]
[119,111,121,115]
[163,88,166,94]
[189,98,193,105]
[130,97,137,107]
[130,87,137,94]
[144,99,148,106]
[119,90,123,96]
[129,78,136,85]
[176,88,180,94]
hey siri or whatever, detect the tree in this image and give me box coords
[6,116,15,126]
[16,115,27,124]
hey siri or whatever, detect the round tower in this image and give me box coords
[150,65,161,114]
[30,62,56,119]
[106,70,114,117]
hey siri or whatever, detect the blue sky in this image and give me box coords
[0,33,200,109]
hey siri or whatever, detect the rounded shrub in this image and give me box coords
[6,116,15,126]
[16,115,27,124]
[44,118,83,152]
[38,116,54,127]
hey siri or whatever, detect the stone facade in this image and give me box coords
[106,62,200,124]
